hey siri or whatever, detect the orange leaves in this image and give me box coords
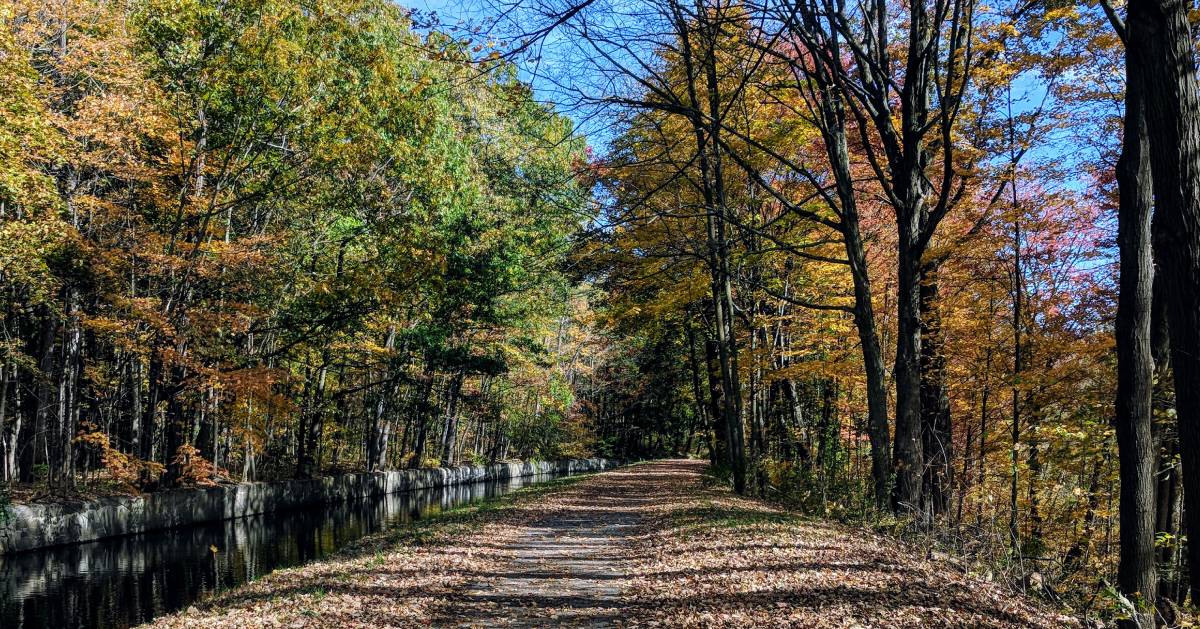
[171,444,220,487]
[74,422,165,491]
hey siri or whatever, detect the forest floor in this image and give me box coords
[145,460,1078,628]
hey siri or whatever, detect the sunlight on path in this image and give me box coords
[443,468,652,627]
[146,461,1076,628]
[444,460,1076,628]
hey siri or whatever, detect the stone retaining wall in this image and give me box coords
[0,458,619,554]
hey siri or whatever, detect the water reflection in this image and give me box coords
[0,473,552,629]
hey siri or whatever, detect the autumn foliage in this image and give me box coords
[0,0,594,496]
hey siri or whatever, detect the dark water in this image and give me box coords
[0,473,559,629]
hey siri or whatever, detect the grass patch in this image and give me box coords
[699,462,732,488]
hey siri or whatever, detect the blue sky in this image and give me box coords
[401,0,626,150]
[400,0,1105,192]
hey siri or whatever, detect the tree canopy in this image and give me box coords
[4,0,1200,624]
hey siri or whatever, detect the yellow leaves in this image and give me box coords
[82,315,143,350]
[0,9,66,213]
[0,219,75,306]
[1043,6,1079,21]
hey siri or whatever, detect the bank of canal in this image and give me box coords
[0,461,615,629]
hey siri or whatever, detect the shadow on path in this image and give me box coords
[433,460,1076,628]
[438,465,667,627]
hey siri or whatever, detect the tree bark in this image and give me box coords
[1113,58,1157,624]
[813,78,892,509]
[705,338,730,468]
[670,0,746,493]
[1128,0,1200,597]
[920,260,953,518]
[848,215,893,510]
[409,369,435,469]
[295,362,328,479]
[439,372,464,466]
[141,348,162,461]
[892,235,924,514]
[685,319,714,465]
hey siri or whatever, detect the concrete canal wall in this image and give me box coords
[0,458,619,554]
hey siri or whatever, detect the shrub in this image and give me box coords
[170,444,219,487]
[74,422,164,491]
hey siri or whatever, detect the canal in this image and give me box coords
[0,472,562,629]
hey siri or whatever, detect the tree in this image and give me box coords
[0,0,594,493]
[1097,1,1157,621]
[1126,0,1200,599]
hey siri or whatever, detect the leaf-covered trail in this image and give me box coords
[443,482,643,626]
[146,460,1075,628]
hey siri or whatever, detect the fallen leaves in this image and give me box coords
[141,461,1078,628]
[620,462,1079,628]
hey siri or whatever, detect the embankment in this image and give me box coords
[0,458,618,553]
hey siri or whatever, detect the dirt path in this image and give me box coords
[147,460,1078,628]
[444,507,636,626]
[440,460,1076,628]
[441,467,652,627]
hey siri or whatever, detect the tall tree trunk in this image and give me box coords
[53,288,82,490]
[0,361,11,482]
[141,349,162,461]
[685,318,714,464]
[1009,187,1024,551]
[706,98,747,496]
[705,338,730,468]
[976,345,993,523]
[488,402,505,464]
[920,260,953,518]
[162,367,188,486]
[1128,0,1200,596]
[16,321,43,483]
[848,229,893,510]
[770,379,795,462]
[196,386,217,463]
[889,0,936,515]
[440,372,464,466]
[670,0,745,493]
[1025,399,1045,551]
[367,327,398,471]
[1065,455,1107,571]
[1113,65,1157,625]
[409,368,435,469]
[817,379,838,514]
[814,80,892,509]
[31,312,55,485]
[129,356,143,459]
[892,235,924,514]
[295,362,327,479]
[1152,273,1182,607]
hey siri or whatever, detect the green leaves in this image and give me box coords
[0,0,593,488]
